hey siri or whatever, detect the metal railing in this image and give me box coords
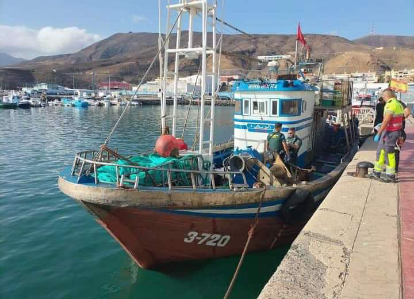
[353,107,375,125]
[71,150,248,191]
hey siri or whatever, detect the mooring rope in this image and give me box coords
[222,187,265,299]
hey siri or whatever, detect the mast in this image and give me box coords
[162,0,218,167]
[158,0,165,132]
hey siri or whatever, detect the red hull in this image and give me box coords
[84,202,304,269]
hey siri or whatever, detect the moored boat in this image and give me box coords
[0,100,17,109]
[72,97,89,108]
[58,0,358,270]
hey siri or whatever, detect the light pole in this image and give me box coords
[91,70,95,90]
[53,69,57,85]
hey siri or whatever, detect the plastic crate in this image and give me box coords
[321,99,333,106]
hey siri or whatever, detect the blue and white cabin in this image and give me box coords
[233,79,318,167]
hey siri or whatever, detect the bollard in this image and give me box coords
[356,161,374,178]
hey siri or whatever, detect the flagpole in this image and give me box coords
[294,39,298,69]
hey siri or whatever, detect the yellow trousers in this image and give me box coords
[374,149,396,175]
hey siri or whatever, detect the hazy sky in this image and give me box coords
[1,0,413,59]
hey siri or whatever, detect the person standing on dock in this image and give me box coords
[372,89,405,182]
[395,99,412,172]
[267,123,289,161]
[374,97,385,133]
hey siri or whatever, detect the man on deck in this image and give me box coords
[267,123,289,161]
[372,89,405,182]
[286,128,302,166]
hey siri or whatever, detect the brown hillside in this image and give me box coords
[4,32,414,88]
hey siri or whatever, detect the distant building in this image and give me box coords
[385,69,414,82]
[133,75,215,97]
[100,81,131,90]
[322,72,379,83]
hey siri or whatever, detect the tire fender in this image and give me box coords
[281,189,315,225]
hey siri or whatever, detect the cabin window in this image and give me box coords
[243,98,250,115]
[252,100,267,115]
[271,99,278,116]
[302,100,307,112]
[281,99,301,116]
[234,99,242,115]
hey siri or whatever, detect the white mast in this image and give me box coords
[162,0,218,167]
[158,0,164,129]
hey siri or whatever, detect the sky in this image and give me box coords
[0,0,413,59]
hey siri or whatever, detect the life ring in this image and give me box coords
[281,189,315,225]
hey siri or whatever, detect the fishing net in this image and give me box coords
[94,153,210,186]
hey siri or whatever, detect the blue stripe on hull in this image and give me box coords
[155,186,332,219]
[234,117,313,125]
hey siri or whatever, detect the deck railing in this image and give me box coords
[71,150,248,191]
[352,107,375,125]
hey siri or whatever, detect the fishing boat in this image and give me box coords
[2,92,30,109]
[0,97,17,109]
[58,0,358,269]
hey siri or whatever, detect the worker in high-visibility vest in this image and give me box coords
[372,89,405,182]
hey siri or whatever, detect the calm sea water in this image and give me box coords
[0,105,288,299]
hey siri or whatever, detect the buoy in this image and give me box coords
[155,135,179,157]
[175,138,188,150]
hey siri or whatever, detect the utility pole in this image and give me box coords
[91,70,95,90]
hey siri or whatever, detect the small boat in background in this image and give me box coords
[72,97,89,108]
[29,98,42,107]
[62,98,73,107]
[2,92,30,109]
[0,97,17,109]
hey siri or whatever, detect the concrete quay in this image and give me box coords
[258,118,414,299]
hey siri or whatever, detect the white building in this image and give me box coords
[385,69,414,81]
[133,75,213,97]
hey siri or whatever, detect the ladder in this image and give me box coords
[160,0,220,168]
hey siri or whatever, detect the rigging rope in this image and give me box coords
[180,63,202,139]
[101,10,183,148]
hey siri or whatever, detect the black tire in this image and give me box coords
[281,189,315,225]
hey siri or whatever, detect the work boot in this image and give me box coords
[382,174,396,183]
[369,171,381,180]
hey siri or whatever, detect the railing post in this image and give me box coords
[115,166,120,186]
[167,170,172,190]
[134,175,140,189]
[190,173,196,190]
[77,160,85,183]
[71,156,79,176]
[94,163,98,184]
[211,173,216,190]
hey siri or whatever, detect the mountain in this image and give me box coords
[354,35,414,49]
[0,52,26,67]
[5,32,414,89]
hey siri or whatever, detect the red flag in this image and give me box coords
[297,23,306,45]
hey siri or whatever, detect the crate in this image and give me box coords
[333,99,342,107]
[321,99,333,106]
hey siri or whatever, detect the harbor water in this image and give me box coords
[0,105,288,299]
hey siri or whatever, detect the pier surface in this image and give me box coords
[259,117,414,299]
